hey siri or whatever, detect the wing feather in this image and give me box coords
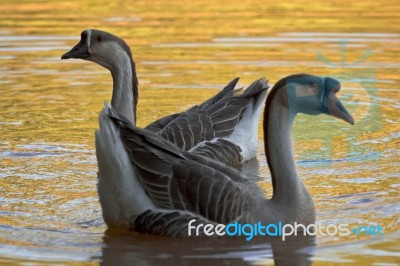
[111,117,258,221]
[130,209,216,237]
[150,78,268,157]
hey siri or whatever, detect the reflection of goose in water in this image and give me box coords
[61,29,269,165]
[100,231,316,266]
[101,73,353,231]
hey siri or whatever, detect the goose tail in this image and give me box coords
[247,77,269,112]
[240,77,269,98]
[224,78,269,161]
[145,78,239,132]
[193,77,240,111]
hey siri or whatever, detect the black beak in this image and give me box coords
[323,78,354,125]
[61,39,90,60]
[328,94,355,125]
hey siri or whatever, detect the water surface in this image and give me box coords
[0,0,399,265]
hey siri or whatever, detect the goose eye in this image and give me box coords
[97,36,102,42]
[332,86,340,93]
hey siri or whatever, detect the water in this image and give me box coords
[0,0,399,265]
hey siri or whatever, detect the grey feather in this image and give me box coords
[155,79,268,155]
[144,77,239,133]
[109,116,261,233]
[190,139,243,165]
[130,209,217,237]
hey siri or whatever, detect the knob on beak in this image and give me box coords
[321,77,354,125]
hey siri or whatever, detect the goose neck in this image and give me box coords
[263,87,314,214]
[109,51,138,125]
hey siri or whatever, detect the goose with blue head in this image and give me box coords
[101,73,354,235]
[61,29,269,165]
[284,74,354,124]
[263,74,353,212]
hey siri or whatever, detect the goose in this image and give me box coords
[100,73,354,232]
[61,29,268,164]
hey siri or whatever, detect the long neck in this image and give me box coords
[109,51,138,125]
[263,87,314,215]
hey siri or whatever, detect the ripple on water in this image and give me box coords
[0,35,77,52]
[152,32,400,49]
[154,42,278,48]
[337,177,377,184]
[213,32,400,43]
[0,151,64,158]
[141,59,400,69]
[102,16,142,22]
[298,151,381,168]
[0,225,102,262]
[18,142,93,153]
[0,121,22,126]
[348,197,378,204]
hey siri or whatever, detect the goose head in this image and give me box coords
[284,74,354,125]
[61,29,138,124]
[61,29,134,73]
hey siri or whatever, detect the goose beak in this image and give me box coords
[328,92,354,125]
[61,40,89,60]
[322,77,354,125]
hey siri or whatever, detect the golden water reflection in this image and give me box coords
[0,0,399,265]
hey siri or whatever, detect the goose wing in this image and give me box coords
[144,113,180,132]
[188,138,243,165]
[130,209,216,237]
[188,78,269,164]
[113,115,259,225]
[144,77,239,133]
[152,78,268,152]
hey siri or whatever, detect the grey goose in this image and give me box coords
[94,74,354,232]
[61,29,269,165]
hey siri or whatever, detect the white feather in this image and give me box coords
[225,91,267,161]
[96,102,154,228]
[87,29,91,52]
